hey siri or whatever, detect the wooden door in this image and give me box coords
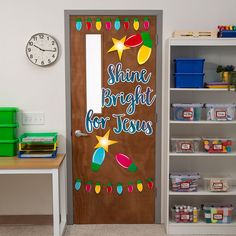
[70,15,157,224]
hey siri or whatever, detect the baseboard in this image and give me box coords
[0,215,53,225]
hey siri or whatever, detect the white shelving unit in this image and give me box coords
[163,38,236,234]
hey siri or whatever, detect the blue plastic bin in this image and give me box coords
[174,73,205,88]
[174,58,205,73]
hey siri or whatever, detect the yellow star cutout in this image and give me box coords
[94,130,118,152]
[108,36,130,60]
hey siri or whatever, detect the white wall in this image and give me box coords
[0,0,236,216]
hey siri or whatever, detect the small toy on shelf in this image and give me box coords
[203,138,232,153]
[218,25,236,38]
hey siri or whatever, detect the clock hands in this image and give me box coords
[33,44,56,52]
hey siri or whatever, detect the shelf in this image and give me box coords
[169,187,236,196]
[169,152,236,157]
[168,221,236,234]
[170,88,236,92]
[169,38,236,46]
[170,120,236,124]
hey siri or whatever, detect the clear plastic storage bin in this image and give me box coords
[171,138,201,153]
[203,204,233,224]
[206,104,236,121]
[170,172,200,192]
[172,104,203,121]
[171,205,200,223]
[204,177,231,192]
[202,138,232,153]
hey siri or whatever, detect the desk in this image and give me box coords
[0,154,67,236]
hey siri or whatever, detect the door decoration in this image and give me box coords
[114,18,121,31]
[147,178,154,190]
[91,147,106,172]
[133,18,139,31]
[85,181,92,192]
[96,18,102,31]
[137,180,143,192]
[86,18,92,30]
[124,18,130,30]
[95,182,102,194]
[107,183,113,193]
[143,17,150,30]
[76,18,82,31]
[117,183,123,195]
[115,153,137,172]
[75,178,81,191]
[106,18,112,30]
[127,182,134,193]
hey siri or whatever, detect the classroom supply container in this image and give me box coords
[170,172,200,192]
[171,138,201,153]
[0,107,18,124]
[0,139,18,156]
[204,177,231,192]
[174,58,205,73]
[171,205,200,223]
[202,137,232,153]
[0,124,18,140]
[203,204,233,224]
[19,132,58,144]
[172,104,203,121]
[174,73,205,88]
[205,104,236,121]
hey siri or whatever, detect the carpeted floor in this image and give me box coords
[0,224,229,236]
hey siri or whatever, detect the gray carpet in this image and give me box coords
[0,224,229,236]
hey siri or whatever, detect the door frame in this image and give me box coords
[64,10,163,225]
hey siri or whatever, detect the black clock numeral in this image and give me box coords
[32,36,37,41]
[29,41,33,46]
[41,61,44,65]
[47,36,50,40]
[39,34,44,39]
[52,41,55,45]
[52,54,55,58]
[28,48,31,52]
[30,54,33,59]
[35,59,38,63]
[53,47,57,52]
[48,59,51,64]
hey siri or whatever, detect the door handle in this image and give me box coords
[75,130,88,137]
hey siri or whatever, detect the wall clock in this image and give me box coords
[26,33,59,67]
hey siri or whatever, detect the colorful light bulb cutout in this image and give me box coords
[117,183,123,195]
[114,18,121,31]
[147,178,154,190]
[115,153,137,172]
[107,182,113,193]
[91,147,106,172]
[75,178,81,191]
[95,182,101,194]
[85,181,92,192]
[76,18,82,31]
[124,34,143,47]
[127,182,134,193]
[133,18,139,31]
[96,18,102,31]
[143,17,150,30]
[86,18,92,30]
[137,180,143,192]
[137,32,153,65]
[106,18,112,30]
[124,18,130,30]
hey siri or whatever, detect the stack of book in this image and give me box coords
[18,133,58,158]
[205,82,234,89]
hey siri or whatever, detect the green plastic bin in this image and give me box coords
[0,107,18,124]
[0,124,18,140]
[0,139,18,156]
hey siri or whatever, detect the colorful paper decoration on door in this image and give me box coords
[117,183,123,195]
[95,182,101,194]
[96,18,102,31]
[74,178,154,194]
[143,17,150,30]
[127,182,134,193]
[147,178,154,190]
[86,18,92,30]
[85,181,92,192]
[75,178,81,191]
[124,34,143,47]
[108,36,130,60]
[91,147,106,172]
[115,153,137,172]
[114,18,121,31]
[107,182,113,193]
[133,18,139,31]
[137,180,143,192]
[106,18,112,30]
[76,18,82,31]
[124,18,130,30]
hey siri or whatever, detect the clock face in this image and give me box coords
[26,33,59,66]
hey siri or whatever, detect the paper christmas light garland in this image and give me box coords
[75,17,151,31]
[124,34,143,47]
[75,178,154,194]
[91,147,106,172]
